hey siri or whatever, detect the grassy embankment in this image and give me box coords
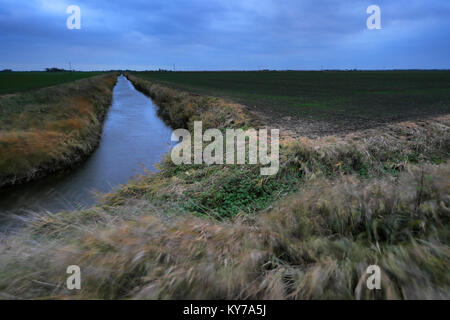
[0,73,448,299]
[0,73,117,188]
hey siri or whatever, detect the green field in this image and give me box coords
[133,70,450,123]
[0,71,105,95]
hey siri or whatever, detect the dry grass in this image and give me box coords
[260,163,449,299]
[282,114,449,176]
[0,74,118,187]
[0,162,447,299]
[102,113,449,218]
[0,74,448,300]
[125,74,257,130]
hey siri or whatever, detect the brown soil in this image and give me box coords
[244,104,450,142]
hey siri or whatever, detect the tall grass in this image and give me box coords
[104,113,449,220]
[0,162,447,299]
[125,74,257,130]
[0,73,118,188]
[0,74,448,299]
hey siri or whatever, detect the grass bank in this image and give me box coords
[0,73,118,188]
[0,75,448,299]
[0,161,448,299]
[125,74,257,130]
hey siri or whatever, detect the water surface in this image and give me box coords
[0,75,173,230]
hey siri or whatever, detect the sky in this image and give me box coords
[1,0,449,71]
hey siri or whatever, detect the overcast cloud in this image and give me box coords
[1,0,449,70]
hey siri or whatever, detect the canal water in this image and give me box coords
[0,75,173,231]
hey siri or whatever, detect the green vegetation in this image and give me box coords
[132,70,450,132]
[107,111,449,221]
[0,140,448,299]
[0,71,105,95]
[0,73,448,299]
[0,73,117,187]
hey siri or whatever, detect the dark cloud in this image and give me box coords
[0,0,449,70]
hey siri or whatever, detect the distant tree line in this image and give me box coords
[45,68,71,72]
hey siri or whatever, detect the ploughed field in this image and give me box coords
[132,70,450,136]
[0,71,105,95]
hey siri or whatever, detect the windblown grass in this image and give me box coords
[0,74,448,300]
[104,114,449,219]
[0,73,118,187]
[0,162,448,299]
